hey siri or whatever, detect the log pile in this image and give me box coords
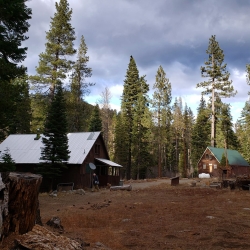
[110,185,132,191]
[0,172,42,240]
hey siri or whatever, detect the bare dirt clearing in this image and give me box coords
[3,178,250,249]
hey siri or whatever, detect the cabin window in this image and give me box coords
[115,168,120,176]
[205,154,209,159]
[214,164,217,169]
[108,166,112,175]
[203,164,206,169]
[95,144,100,154]
[209,154,213,160]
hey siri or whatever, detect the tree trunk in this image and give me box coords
[0,172,42,240]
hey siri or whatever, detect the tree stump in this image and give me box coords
[0,172,42,240]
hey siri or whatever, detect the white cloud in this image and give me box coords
[23,0,250,122]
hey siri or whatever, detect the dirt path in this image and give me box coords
[124,177,197,190]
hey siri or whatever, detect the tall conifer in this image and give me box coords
[121,56,149,179]
[0,0,31,81]
[38,81,70,188]
[191,95,210,173]
[68,35,94,131]
[88,104,102,132]
[152,65,172,177]
[197,35,236,147]
[31,0,76,99]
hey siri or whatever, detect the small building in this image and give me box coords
[0,132,122,189]
[198,146,250,178]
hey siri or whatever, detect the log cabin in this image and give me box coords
[0,132,122,190]
[198,146,250,178]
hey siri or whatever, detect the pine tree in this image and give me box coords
[216,104,238,149]
[31,0,76,99]
[0,0,31,81]
[113,112,129,179]
[88,104,102,132]
[172,97,185,173]
[182,104,194,177]
[197,35,236,147]
[68,35,94,131]
[0,76,31,141]
[220,153,227,167]
[191,95,210,173]
[152,65,172,177]
[0,148,16,172]
[235,101,250,162]
[132,92,151,179]
[38,81,70,187]
[0,1,31,141]
[121,56,149,179]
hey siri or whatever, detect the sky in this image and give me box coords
[24,0,250,123]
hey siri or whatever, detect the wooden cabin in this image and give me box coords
[0,132,122,190]
[198,146,250,178]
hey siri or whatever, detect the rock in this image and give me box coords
[49,190,57,197]
[74,189,85,195]
[46,217,64,231]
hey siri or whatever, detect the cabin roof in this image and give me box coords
[207,146,250,166]
[0,132,101,164]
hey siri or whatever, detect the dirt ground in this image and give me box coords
[3,178,250,249]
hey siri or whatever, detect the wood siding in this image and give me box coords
[14,134,122,190]
[198,148,250,178]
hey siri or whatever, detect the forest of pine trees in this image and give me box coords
[1,0,250,179]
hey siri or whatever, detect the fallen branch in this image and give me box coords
[110,185,132,191]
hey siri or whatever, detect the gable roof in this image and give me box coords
[95,158,122,167]
[207,146,250,167]
[0,132,101,164]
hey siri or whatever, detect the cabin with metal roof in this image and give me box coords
[198,146,250,178]
[0,132,122,190]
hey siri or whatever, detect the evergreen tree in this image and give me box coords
[9,76,31,134]
[182,104,194,177]
[0,76,31,141]
[216,103,238,149]
[197,35,236,147]
[172,97,184,173]
[191,95,210,172]
[0,0,31,81]
[38,81,70,186]
[68,35,94,131]
[113,112,129,176]
[152,65,172,177]
[121,56,149,179]
[88,104,102,132]
[31,0,76,99]
[99,87,112,150]
[220,153,227,167]
[0,148,15,172]
[131,92,151,179]
[0,1,31,141]
[235,100,250,163]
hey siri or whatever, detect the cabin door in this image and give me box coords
[209,164,213,173]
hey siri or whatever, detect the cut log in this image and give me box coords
[0,172,42,240]
[110,185,132,191]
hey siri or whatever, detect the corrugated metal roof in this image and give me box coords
[208,146,250,166]
[0,132,101,164]
[95,158,123,167]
